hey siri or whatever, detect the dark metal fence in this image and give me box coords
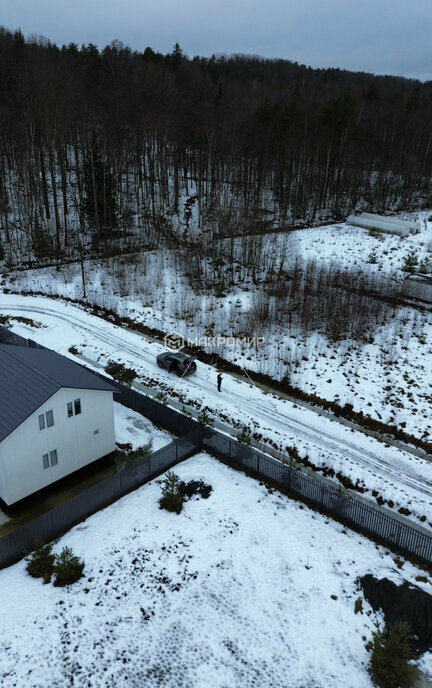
[0,426,203,569]
[203,428,432,566]
[109,380,198,436]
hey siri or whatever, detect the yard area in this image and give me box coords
[0,402,173,534]
[0,453,431,687]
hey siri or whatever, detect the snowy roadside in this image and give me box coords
[0,293,431,527]
[2,216,432,441]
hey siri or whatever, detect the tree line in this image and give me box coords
[0,27,431,265]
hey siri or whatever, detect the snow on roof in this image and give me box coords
[0,344,116,442]
[403,273,432,285]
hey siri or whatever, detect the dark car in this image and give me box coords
[156,351,197,377]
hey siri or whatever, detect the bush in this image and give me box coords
[179,479,213,500]
[53,547,85,587]
[159,471,184,514]
[237,425,252,445]
[104,360,137,385]
[25,539,55,583]
[402,250,419,273]
[197,408,214,427]
[369,622,418,688]
[418,258,431,274]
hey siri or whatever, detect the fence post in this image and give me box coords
[395,523,402,548]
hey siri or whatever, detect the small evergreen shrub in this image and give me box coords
[402,250,419,272]
[418,258,431,274]
[197,408,214,427]
[214,280,226,297]
[25,539,55,583]
[369,622,418,688]
[237,425,252,445]
[105,360,137,385]
[159,471,184,514]
[53,547,85,587]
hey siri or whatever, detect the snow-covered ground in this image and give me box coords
[113,401,172,453]
[0,453,431,688]
[272,211,432,274]
[2,215,431,441]
[0,293,431,526]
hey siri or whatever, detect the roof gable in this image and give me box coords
[0,344,115,442]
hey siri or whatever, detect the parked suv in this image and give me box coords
[156,351,197,377]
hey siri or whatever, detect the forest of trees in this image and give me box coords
[0,27,431,265]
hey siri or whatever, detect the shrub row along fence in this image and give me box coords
[0,426,203,569]
[202,428,432,567]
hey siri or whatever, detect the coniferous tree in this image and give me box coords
[83,145,117,240]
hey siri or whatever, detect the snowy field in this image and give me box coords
[270,211,432,274]
[0,453,431,688]
[1,293,431,526]
[2,214,432,443]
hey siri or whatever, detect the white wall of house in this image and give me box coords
[0,388,115,505]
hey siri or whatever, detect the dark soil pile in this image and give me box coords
[361,574,432,655]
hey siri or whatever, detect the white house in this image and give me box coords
[0,343,117,505]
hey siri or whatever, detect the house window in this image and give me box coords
[39,410,54,430]
[42,453,49,470]
[67,398,82,417]
[50,449,58,466]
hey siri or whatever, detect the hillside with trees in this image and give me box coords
[0,27,431,265]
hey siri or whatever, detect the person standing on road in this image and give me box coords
[217,372,222,392]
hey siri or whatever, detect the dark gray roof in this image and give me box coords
[0,344,116,442]
[158,351,193,362]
